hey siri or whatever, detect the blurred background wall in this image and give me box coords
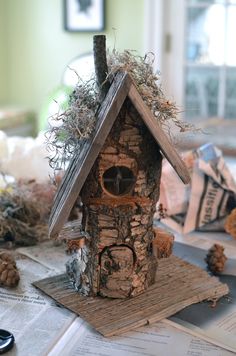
[0,1,8,105]
[0,0,145,118]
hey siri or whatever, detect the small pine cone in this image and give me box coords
[205,244,227,274]
[225,208,236,239]
[0,251,20,287]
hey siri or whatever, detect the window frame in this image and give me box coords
[144,0,236,122]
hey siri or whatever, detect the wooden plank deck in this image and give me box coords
[33,255,229,337]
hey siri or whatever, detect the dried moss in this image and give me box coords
[46,79,99,172]
[0,181,54,247]
[46,50,194,174]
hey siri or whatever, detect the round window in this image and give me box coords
[102,166,135,196]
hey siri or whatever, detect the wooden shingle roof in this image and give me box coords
[49,71,190,238]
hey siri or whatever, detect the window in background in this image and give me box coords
[185,0,236,121]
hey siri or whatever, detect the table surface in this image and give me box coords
[0,231,235,356]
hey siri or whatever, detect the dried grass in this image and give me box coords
[46,50,194,174]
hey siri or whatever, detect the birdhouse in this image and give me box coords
[49,37,190,299]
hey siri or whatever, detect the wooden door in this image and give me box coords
[99,245,135,298]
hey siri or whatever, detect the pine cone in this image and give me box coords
[0,251,20,287]
[225,208,236,239]
[205,244,227,274]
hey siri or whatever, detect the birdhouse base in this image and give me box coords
[33,255,229,337]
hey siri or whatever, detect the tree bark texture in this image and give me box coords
[66,99,163,298]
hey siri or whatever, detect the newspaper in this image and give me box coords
[0,255,75,356]
[49,317,233,356]
[156,143,236,234]
[17,240,67,273]
[169,242,236,353]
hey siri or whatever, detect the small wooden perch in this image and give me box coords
[153,227,174,259]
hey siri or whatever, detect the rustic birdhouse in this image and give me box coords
[49,37,190,299]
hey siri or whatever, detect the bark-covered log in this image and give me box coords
[66,100,162,298]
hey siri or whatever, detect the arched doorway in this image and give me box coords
[99,245,135,298]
